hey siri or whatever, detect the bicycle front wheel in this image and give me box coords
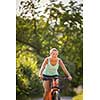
[52,91,60,100]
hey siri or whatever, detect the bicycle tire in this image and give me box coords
[52,91,60,100]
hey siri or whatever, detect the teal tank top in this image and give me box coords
[43,57,59,76]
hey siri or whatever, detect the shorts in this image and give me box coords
[43,74,59,81]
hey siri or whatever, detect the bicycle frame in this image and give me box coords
[43,76,60,100]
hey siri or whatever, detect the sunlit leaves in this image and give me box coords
[16,0,83,97]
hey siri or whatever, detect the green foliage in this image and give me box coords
[16,42,43,98]
[16,0,83,98]
[72,93,83,100]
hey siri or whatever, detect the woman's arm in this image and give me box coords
[59,58,72,80]
[39,57,48,78]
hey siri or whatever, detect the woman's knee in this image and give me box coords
[43,81,50,94]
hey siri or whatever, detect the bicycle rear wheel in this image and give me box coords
[52,91,60,100]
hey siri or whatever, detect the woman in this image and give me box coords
[39,48,72,100]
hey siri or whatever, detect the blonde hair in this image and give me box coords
[50,48,58,54]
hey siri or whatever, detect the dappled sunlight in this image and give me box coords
[16,0,83,99]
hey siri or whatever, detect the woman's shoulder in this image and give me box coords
[44,56,49,63]
[57,57,61,61]
[57,57,63,63]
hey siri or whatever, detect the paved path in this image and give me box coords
[33,97,72,100]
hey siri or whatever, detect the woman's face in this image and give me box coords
[50,50,58,58]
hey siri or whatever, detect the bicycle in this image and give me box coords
[43,76,67,100]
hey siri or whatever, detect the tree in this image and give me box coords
[16,0,83,98]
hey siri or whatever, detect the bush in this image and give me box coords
[72,93,83,100]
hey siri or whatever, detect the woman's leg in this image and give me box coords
[43,80,51,100]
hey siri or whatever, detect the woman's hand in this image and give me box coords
[39,74,43,80]
[68,75,72,81]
